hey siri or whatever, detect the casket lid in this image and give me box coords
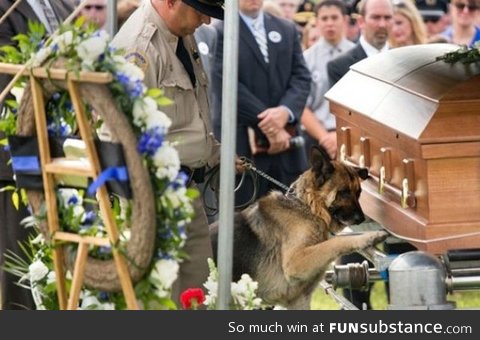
[326,44,480,143]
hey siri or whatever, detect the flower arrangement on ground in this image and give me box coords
[179,259,271,310]
[0,19,197,309]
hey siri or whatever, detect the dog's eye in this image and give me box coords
[337,189,351,198]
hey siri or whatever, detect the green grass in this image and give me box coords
[311,282,480,310]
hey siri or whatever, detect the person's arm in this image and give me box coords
[301,107,337,158]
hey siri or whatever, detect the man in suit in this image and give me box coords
[326,0,393,310]
[327,0,393,87]
[0,0,74,309]
[212,0,311,206]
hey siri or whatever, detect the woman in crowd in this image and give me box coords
[441,0,480,46]
[389,0,428,47]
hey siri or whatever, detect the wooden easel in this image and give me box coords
[1,63,139,310]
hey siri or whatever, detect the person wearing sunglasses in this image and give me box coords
[440,0,480,46]
[77,0,108,29]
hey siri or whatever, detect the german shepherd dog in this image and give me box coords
[210,146,388,309]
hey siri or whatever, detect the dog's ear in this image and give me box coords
[310,145,334,187]
[354,167,369,180]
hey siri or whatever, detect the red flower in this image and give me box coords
[180,288,206,310]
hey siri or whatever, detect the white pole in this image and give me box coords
[216,0,239,310]
[106,0,117,36]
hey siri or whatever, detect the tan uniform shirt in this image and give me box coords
[111,0,220,169]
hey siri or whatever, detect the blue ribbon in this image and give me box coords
[87,166,129,195]
[11,156,41,173]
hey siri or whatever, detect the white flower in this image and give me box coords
[28,260,49,282]
[31,233,45,245]
[101,302,116,310]
[132,97,157,127]
[164,186,189,209]
[117,61,144,81]
[145,110,172,131]
[149,259,179,290]
[120,229,131,242]
[76,36,107,67]
[31,46,52,67]
[46,271,56,285]
[59,188,82,208]
[10,86,24,102]
[73,205,85,220]
[52,31,75,53]
[81,293,101,310]
[153,143,180,181]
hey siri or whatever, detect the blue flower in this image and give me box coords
[170,172,188,190]
[67,195,79,205]
[82,210,97,225]
[156,251,173,260]
[52,92,61,101]
[98,246,112,255]
[115,73,144,98]
[137,128,164,156]
[98,292,109,301]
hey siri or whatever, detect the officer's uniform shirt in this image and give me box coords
[303,37,355,131]
[111,0,220,169]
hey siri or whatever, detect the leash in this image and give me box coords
[201,157,294,215]
[239,157,291,193]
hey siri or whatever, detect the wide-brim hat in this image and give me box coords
[182,0,224,20]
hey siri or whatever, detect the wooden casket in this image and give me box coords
[325,44,480,254]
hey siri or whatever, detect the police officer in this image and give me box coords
[111,0,223,307]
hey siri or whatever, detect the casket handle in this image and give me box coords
[378,148,391,194]
[379,166,386,194]
[401,159,416,208]
[359,137,370,168]
[339,127,351,162]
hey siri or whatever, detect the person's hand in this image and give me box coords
[257,106,290,136]
[319,131,337,159]
[235,156,246,174]
[266,128,290,155]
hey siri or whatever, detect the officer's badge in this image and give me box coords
[125,51,148,73]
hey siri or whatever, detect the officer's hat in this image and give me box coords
[415,0,448,22]
[182,0,225,20]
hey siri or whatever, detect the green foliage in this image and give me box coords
[437,44,480,64]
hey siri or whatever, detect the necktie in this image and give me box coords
[176,37,196,87]
[38,0,60,33]
[252,18,269,63]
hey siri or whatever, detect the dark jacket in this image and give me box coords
[212,12,311,177]
[326,43,368,87]
[0,0,74,180]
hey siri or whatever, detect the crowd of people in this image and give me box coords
[1,0,480,310]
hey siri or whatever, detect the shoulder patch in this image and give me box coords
[124,51,148,72]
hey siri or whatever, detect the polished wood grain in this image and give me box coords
[327,44,480,254]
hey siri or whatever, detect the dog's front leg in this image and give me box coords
[282,231,388,282]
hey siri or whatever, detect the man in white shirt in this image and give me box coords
[301,0,355,159]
